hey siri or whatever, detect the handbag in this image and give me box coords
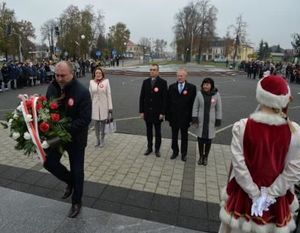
[105,112,116,134]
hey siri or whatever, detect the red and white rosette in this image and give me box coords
[18,94,46,164]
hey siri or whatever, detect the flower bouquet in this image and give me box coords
[2,94,72,164]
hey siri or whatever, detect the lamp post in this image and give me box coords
[6,24,23,62]
[123,42,127,66]
[262,43,266,61]
[80,34,85,59]
[143,46,147,64]
[186,48,189,63]
[16,34,23,62]
[190,31,193,62]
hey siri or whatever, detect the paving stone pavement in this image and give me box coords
[0,127,233,232]
[0,186,203,233]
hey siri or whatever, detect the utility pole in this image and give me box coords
[50,26,54,60]
[6,24,23,62]
[17,34,23,62]
[190,30,193,62]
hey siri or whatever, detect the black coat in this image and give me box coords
[139,76,168,123]
[46,79,92,147]
[166,82,196,128]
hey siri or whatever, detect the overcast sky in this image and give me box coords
[5,0,300,50]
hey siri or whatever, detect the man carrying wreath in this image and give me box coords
[44,61,92,218]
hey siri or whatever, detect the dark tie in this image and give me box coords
[151,78,155,88]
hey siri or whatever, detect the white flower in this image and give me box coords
[41,141,50,149]
[17,105,22,111]
[13,113,19,119]
[8,119,13,126]
[24,114,33,122]
[12,132,21,140]
[23,132,31,140]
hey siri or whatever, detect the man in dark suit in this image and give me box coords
[44,61,92,218]
[166,68,196,161]
[139,64,168,157]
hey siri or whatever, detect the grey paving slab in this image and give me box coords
[0,123,230,232]
[0,186,204,233]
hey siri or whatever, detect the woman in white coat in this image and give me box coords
[89,67,113,147]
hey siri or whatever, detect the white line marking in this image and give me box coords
[188,131,197,138]
[188,124,233,138]
[221,96,246,99]
[115,116,141,121]
[216,124,233,134]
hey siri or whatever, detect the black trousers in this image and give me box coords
[43,143,85,204]
[171,126,188,156]
[145,121,162,152]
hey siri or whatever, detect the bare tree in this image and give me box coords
[41,19,57,52]
[224,31,234,58]
[153,39,167,58]
[194,0,217,63]
[228,14,247,65]
[173,0,217,62]
[139,37,152,50]
[291,33,300,58]
[91,9,105,50]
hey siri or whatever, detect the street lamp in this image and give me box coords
[74,34,85,59]
[122,42,127,66]
[186,48,189,63]
[143,46,147,64]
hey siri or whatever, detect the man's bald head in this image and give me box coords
[55,61,74,87]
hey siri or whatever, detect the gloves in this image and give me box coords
[251,187,276,217]
[215,119,221,127]
[192,117,199,125]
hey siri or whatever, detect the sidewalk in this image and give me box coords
[0,186,201,233]
[0,127,232,232]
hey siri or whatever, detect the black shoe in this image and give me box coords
[203,157,208,166]
[62,184,73,199]
[181,155,187,162]
[68,203,81,218]
[170,153,178,160]
[155,151,161,157]
[144,149,152,156]
[197,157,203,165]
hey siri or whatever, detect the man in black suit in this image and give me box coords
[44,61,92,218]
[139,64,168,157]
[166,68,196,161]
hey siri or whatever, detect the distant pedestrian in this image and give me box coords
[192,78,222,166]
[166,68,196,161]
[139,64,168,157]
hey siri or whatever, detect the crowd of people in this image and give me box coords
[240,60,300,82]
[0,59,91,92]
